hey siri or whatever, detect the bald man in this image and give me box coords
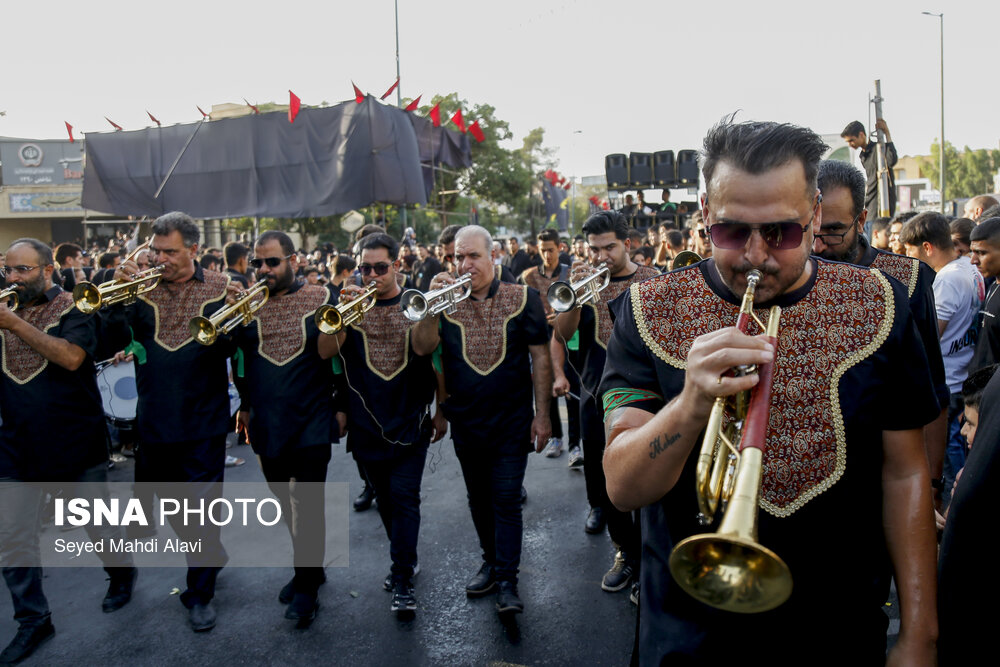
[963,195,1000,222]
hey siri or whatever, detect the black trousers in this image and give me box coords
[135,434,227,607]
[582,405,640,558]
[259,443,331,595]
[548,354,581,445]
[357,439,429,584]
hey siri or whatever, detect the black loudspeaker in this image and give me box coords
[605,154,628,190]
[629,152,653,188]
[677,150,699,185]
[653,150,676,187]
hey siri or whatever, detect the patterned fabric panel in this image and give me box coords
[871,252,919,297]
[630,263,895,516]
[1,292,74,383]
[141,270,230,350]
[591,265,660,348]
[353,303,414,380]
[257,284,329,365]
[520,267,558,316]
[444,283,527,375]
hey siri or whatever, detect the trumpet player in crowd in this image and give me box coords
[0,239,137,664]
[601,120,940,665]
[411,225,552,617]
[103,212,233,633]
[551,211,658,599]
[228,230,343,627]
[325,232,442,616]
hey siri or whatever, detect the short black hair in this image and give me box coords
[818,160,866,219]
[971,217,1000,244]
[666,230,685,247]
[99,252,118,268]
[950,218,975,246]
[871,218,891,237]
[304,266,319,276]
[891,210,919,225]
[841,121,865,138]
[701,118,828,199]
[438,224,463,246]
[537,229,560,244]
[256,230,295,256]
[899,212,953,250]
[199,254,220,270]
[962,364,997,410]
[582,210,629,241]
[152,211,200,247]
[54,242,82,266]
[9,238,54,266]
[334,255,357,274]
[631,246,655,261]
[224,242,249,267]
[358,232,400,260]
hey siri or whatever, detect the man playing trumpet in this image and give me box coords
[411,225,552,617]
[326,232,442,616]
[552,211,658,599]
[601,120,939,665]
[229,230,343,627]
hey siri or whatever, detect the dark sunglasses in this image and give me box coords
[707,221,811,250]
[359,262,392,276]
[249,254,292,269]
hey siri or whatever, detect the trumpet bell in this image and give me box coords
[671,250,702,269]
[314,305,344,335]
[72,283,104,315]
[400,291,428,322]
[189,316,218,346]
[547,282,578,313]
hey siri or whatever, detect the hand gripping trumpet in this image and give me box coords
[0,288,18,312]
[399,273,472,322]
[189,281,269,345]
[546,263,610,313]
[315,282,378,335]
[667,269,792,613]
[73,240,164,314]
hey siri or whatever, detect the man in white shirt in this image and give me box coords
[901,212,984,490]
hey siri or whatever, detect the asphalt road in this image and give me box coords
[1,424,637,666]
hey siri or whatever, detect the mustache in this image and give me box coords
[730,263,780,277]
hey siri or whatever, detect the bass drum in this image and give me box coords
[95,360,138,427]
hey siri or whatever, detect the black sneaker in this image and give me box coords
[465,562,497,597]
[353,484,375,512]
[495,581,523,614]
[285,592,319,626]
[102,567,138,613]
[279,573,326,604]
[384,562,420,592]
[0,621,55,664]
[601,550,635,592]
[390,580,417,613]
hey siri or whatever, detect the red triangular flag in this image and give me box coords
[380,77,399,100]
[105,117,123,131]
[353,82,365,104]
[197,106,210,119]
[147,110,161,127]
[243,98,260,114]
[564,181,572,190]
[288,90,301,123]
[450,109,466,133]
[65,121,75,143]
[468,120,485,142]
[405,95,422,112]
[429,103,441,127]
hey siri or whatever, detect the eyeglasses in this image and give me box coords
[359,262,392,276]
[6,265,41,275]
[249,255,292,269]
[814,214,861,246]
[706,202,819,251]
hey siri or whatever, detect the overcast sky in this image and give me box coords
[2,0,996,180]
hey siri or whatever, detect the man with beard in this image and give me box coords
[105,212,232,632]
[412,225,552,617]
[602,120,938,664]
[552,211,659,598]
[231,231,342,626]
[327,233,442,616]
[815,160,951,502]
[0,239,137,664]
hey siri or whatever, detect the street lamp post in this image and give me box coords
[923,11,945,214]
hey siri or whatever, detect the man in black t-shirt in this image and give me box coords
[842,118,897,222]
[970,218,1000,372]
[602,121,938,665]
[0,239,137,664]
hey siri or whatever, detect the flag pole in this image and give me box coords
[154,116,207,200]
[395,0,408,236]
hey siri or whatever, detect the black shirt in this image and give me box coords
[600,258,939,663]
[859,139,898,219]
[507,249,532,278]
[0,286,107,481]
[438,280,548,452]
[103,264,233,444]
[233,281,339,458]
[226,268,250,289]
[971,281,1000,372]
[339,292,436,460]
[414,257,443,292]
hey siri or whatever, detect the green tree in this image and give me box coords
[923,141,1000,201]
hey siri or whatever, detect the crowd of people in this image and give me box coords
[1,116,999,665]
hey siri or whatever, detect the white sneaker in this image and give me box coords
[567,446,584,469]
[543,437,564,458]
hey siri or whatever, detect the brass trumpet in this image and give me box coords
[667,269,792,614]
[73,241,163,314]
[670,250,702,269]
[546,263,610,313]
[0,288,18,312]
[400,273,472,322]
[189,282,269,345]
[315,282,378,335]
